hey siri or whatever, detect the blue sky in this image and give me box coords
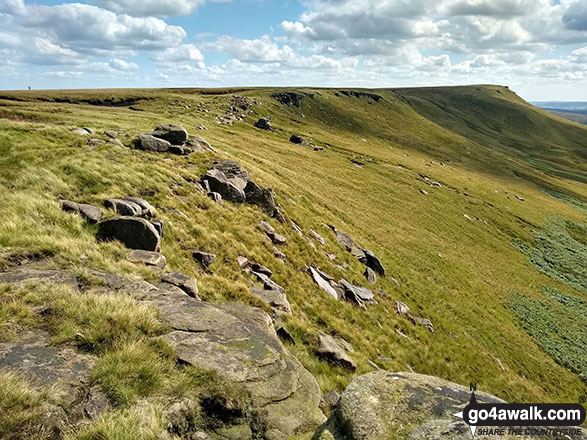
[1,0,587,100]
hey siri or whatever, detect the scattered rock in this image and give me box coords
[197,125,207,130]
[310,229,325,245]
[191,250,216,270]
[309,267,339,299]
[290,135,309,146]
[97,217,161,252]
[77,203,103,223]
[515,195,525,201]
[314,147,324,152]
[126,249,167,269]
[291,220,304,237]
[151,124,188,145]
[201,169,246,203]
[321,390,341,412]
[339,279,374,302]
[237,256,250,270]
[186,135,212,152]
[104,198,142,216]
[72,127,92,136]
[104,130,117,138]
[316,332,356,371]
[251,263,272,277]
[131,280,326,438]
[135,134,171,152]
[0,268,78,289]
[360,249,385,277]
[108,138,125,147]
[395,300,410,315]
[250,287,292,315]
[162,272,199,299]
[274,247,287,263]
[276,325,296,345]
[420,189,429,195]
[415,317,435,333]
[254,118,274,131]
[364,267,377,284]
[261,221,275,235]
[123,197,155,217]
[253,271,285,292]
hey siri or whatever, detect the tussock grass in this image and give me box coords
[0,371,51,440]
[0,85,585,409]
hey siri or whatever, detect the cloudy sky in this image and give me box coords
[1,0,586,100]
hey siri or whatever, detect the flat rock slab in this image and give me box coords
[0,268,78,290]
[126,249,167,269]
[314,371,573,440]
[0,329,95,387]
[250,286,292,315]
[132,285,324,439]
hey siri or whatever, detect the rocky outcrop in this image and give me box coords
[123,197,155,217]
[328,225,386,277]
[309,267,339,299]
[313,371,563,440]
[97,216,161,252]
[364,267,376,284]
[59,200,103,223]
[272,92,305,107]
[0,266,324,439]
[151,124,189,145]
[255,118,274,131]
[127,281,325,439]
[135,134,171,152]
[191,250,216,269]
[135,125,212,155]
[202,169,246,203]
[104,198,142,216]
[316,332,356,371]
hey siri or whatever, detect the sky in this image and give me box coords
[0,0,586,100]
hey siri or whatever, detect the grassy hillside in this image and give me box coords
[0,85,586,431]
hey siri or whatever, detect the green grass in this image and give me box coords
[0,371,52,440]
[514,216,587,293]
[509,286,587,382]
[0,84,585,424]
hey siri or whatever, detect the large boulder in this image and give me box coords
[161,272,199,299]
[135,134,171,152]
[201,169,246,203]
[131,284,325,439]
[97,216,161,252]
[151,124,189,145]
[246,185,277,216]
[313,371,561,440]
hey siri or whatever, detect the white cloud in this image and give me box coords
[203,35,296,62]
[109,58,139,71]
[91,0,230,17]
[151,44,204,62]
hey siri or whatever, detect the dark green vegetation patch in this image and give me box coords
[508,287,587,382]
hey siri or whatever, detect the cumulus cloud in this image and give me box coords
[109,58,139,71]
[203,35,296,62]
[151,44,204,62]
[91,0,230,17]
